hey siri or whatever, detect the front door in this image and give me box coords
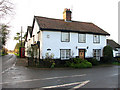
[79,49,85,59]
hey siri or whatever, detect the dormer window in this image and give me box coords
[61,32,70,42]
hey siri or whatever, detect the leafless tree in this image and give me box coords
[0,0,13,18]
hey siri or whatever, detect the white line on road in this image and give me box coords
[0,74,86,85]
[71,80,90,89]
[2,62,16,74]
[42,80,90,89]
[1,55,16,74]
[110,73,119,76]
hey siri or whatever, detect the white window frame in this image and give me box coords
[93,49,101,61]
[60,49,71,59]
[93,35,100,43]
[61,32,70,42]
[78,33,86,43]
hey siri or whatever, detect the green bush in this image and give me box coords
[73,58,84,63]
[90,58,99,66]
[66,58,92,68]
[103,45,113,63]
[85,62,92,68]
[65,61,72,67]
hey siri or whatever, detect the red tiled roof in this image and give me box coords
[35,16,110,35]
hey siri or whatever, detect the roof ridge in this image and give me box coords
[34,15,93,24]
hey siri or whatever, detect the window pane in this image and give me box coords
[93,49,101,60]
[93,35,100,43]
[66,50,70,58]
[61,50,65,59]
[62,32,69,42]
[61,49,70,59]
[79,34,85,43]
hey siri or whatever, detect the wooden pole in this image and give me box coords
[21,26,22,47]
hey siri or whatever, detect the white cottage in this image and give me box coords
[25,26,32,57]
[107,39,120,57]
[25,8,110,61]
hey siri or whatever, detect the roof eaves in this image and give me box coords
[40,28,110,35]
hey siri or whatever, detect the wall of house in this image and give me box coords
[38,31,43,59]
[41,31,107,59]
[113,50,118,57]
[25,41,28,57]
[32,19,43,58]
[113,48,120,57]
[25,32,31,57]
[118,48,120,53]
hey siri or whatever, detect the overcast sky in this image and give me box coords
[3,0,119,50]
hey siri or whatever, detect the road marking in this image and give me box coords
[2,62,16,74]
[0,74,86,85]
[110,73,119,76]
[71,80,90,89]
[42,80,90,89]
[1,55,16,74]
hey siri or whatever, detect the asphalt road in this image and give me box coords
[1,54,120,89]
[2,54,16,73]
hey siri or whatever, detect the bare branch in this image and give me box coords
[0,0,13,18]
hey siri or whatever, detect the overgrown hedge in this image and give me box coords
[28,58,92,68]
[86,58,99,66]
[103,45,113,63]
[65,58,92,68]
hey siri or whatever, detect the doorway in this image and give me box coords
[79,49,85,59]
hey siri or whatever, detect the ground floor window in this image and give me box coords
[60,49,71,59]
[93,49,101,61]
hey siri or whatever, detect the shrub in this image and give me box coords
[51,62,55,68]
[89,58,99,66]
[79,63,87,68]
[65,61,71,67]
[65,58,92,68]
[85,62,92,68]
[73,58,84,63]
[103,45,113,63]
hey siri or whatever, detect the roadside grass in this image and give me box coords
[95,62,120,66]
[112,62,120,65]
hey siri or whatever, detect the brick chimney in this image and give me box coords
[63,8,72,21]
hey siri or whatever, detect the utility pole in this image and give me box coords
[19,26,25,58]
[21,26,22,47]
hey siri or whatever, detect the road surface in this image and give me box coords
[1,54,120,89]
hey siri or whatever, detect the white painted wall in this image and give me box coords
[113,48,120,57]
[41,31,107,59]
[25,41,28,57]
[118,49,120,53]
[25,31,31,57]
[31,19,43,58]
[113,50,117,57]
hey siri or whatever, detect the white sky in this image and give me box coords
[3,0,119,50]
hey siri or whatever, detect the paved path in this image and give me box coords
[1,54,120,89]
